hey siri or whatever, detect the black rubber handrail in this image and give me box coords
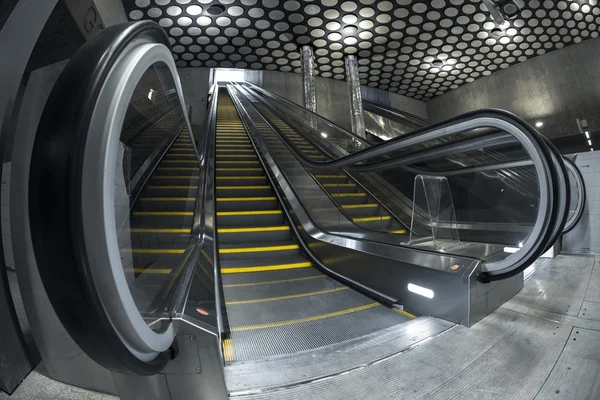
[563,157,586,234]
[29,21,174,375]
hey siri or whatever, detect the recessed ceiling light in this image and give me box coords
[432,59,444,68]
[535,121,543,128]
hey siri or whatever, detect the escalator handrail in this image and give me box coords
[563,157,586,234]
[363,99,430,128]
[231,85,561,282]
[243,81,372,147]
[29,21,182,375]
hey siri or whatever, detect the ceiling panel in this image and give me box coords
[123,0,600,101]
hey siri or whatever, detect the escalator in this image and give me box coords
[214,92,409,361]
[24,22,570,399]
[362,98,586,236]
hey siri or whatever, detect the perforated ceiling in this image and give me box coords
[123,0,600,101]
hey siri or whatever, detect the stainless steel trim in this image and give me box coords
[81,42,191,362]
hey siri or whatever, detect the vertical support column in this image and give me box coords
[301,46,317,113]
[301,46,317,129]
[345,55,366,138]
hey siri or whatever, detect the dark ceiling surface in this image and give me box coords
[123,0,600,101]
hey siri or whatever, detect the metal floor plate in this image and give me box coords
[227,254,600,399]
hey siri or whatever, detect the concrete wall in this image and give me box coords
[177,67,211,128]
[245,69,427,131]
[564,151,600,254]
[426,38,600,138]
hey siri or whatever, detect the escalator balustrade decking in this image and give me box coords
[215,92,410,362]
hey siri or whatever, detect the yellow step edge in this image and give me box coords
[216,155,257,158]
[217,185,270,190]
[393,308,417,319]
[219,244,298,254]
[216,176,266,180]
[222,338,235,362]
[125,268,172,274]
[130,228,191,233]
[343,204,378,209]
[231,302,380,331]
[330,193,367,197]
[216,196,275,202]
[139,197,195,201]
[218,226,289,233]
[226,287,349,305]
[314,175,346,178]
[216,161,259,164]
[390,229,408,234]
[147,185,199,189]
[216,168,262,171]
[152,176,199,179]
[223,274,324,288]
[353,216,392,222]
[221,261,312,274]
[161,160,198,164]
[129,249,185,254]
[217,210,282,216]
[133,211,193,216]
[158,167,198,171]
[322,183,356,187]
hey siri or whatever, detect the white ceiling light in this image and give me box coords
[535,121,543,128]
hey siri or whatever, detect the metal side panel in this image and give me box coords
[11,60,118,394]
[233,309,570,400]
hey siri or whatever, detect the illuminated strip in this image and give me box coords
[223,274,324,288]
[221,261,312,274]
[218,226,289,233]
[226,287,348,305]
[231,303,380,331]
[219,244,298,254]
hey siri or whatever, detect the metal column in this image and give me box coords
[301,46,316,113]
[345,55,366,138]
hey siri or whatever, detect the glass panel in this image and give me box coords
[113,62,198,329]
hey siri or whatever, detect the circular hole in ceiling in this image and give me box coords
[344,25,358,34]
[206,5,226,15]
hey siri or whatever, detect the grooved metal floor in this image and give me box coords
[228,254,600,399]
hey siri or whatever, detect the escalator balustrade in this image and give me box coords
[252,107,408,235]
[123,128,199,303]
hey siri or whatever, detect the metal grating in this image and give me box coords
[123,0,600,101]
